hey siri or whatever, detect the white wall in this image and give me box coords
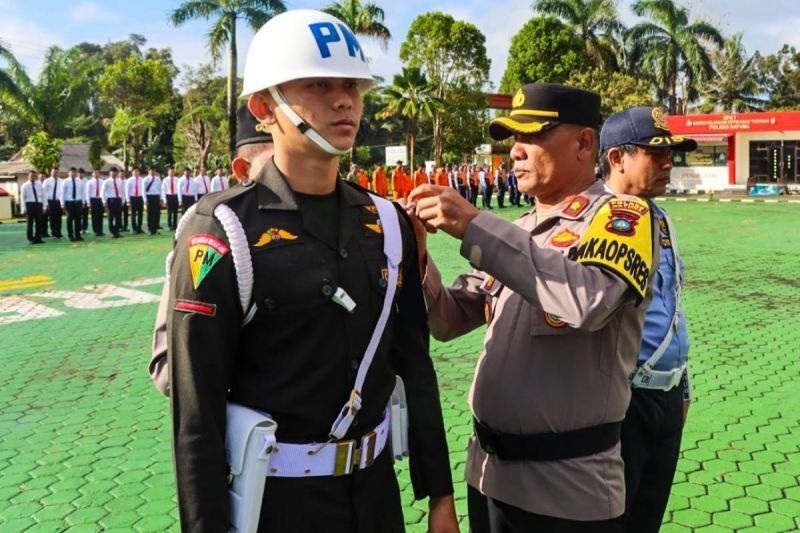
[669,166,729,191]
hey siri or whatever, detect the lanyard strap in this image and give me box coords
[329,194,402,440]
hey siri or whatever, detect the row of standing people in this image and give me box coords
[19,166,232,243]
[347,162,532,208]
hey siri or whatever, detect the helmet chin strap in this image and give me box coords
[268,86,349,156]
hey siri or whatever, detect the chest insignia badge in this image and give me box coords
[551,229,579,248]
[253,227,299,247]
[543,312,567,329]
[188,234,230,289]
[365,221,382,234]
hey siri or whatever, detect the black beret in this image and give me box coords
[236,105,272,148]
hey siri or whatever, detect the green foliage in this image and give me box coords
[699,34,765,113]
[173,65,228,169]
[98,56,174,115]
[533,0,623,70]
[88,140,103,170]
[500,17,589,92]
[105,109,155,171]
[756,44,800,110]
[22,132,63,174]
[323,0,391,51]
[628,0,724,113]
[399,12,490,164]
[566,68,654,118]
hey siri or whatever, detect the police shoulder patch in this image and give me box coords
[574,197,653,300]
[551,229,579,248]
[562,195,590,218]
[188,234,230,289]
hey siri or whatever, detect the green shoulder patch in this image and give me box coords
[188,234,230,289]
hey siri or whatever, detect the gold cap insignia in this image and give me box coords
[513,89,525,108]
[652,107,668,131]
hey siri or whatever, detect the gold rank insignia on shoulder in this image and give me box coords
[188,234,230,289]
[562,195,590,218]
[551,229,579,248]
[365,221,382,234]
[253,227,299,247]
[362,205,378,214]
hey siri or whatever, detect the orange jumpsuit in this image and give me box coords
[435,169,449,187]
[358,170,370,190]
[392,169,412,200]
[373,168,388,197]
[414,170,428,188]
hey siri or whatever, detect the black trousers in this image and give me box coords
[129,196,144,232]
[482,185,494,208]
[468,485,623,533]
[64,201,82,239]
[165,194,179,230]
[509,185,520,206]
[497,185,507,208]
[616,385,685,533]
[257,449,404,532]
[47,200,63,236]
[467,185,478,206]
[107,198,122,236]
[25,202,44,242]
[181,196,195,214]
[81,203,89,231]
[89,198,104,235]
[145,195,161,234]
[122,201,129,230]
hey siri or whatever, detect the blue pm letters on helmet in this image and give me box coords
[308,22,366,62]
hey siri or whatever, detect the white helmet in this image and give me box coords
[241,9,374,96]
[241,10,374,155]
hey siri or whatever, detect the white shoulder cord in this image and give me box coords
[164,202,256,325]
[328,194,402,440]
[268,86,348,156]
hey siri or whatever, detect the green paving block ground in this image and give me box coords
[1,200,799,531]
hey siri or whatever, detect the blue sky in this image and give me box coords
[2,0,799,90]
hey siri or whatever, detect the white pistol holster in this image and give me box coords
[226,403,277,533]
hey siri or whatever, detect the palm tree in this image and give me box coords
[699,34,765,113]
[0,46,96,136]
[628,0,724,114]
[106,108,155,172]
[533,0,624,71]
[170,0,286,156]
[377,67,439,168]
[322,0,391,51]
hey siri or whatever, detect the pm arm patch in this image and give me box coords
[574,198,653,300]
[188,233,230,289]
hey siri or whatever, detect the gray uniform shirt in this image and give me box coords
[424,180,658,520]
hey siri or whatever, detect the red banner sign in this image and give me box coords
[667,111,800,134]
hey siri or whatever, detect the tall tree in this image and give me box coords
[699,34,765,113]
[0,46,96,137]
[173,65,228,169]
[500,16,589,92]
[400,12,490,165]
[533,0,623,71]
[628,0,724,114]
[756,45,800,110]
[170,0,286,156]
[105,109,155,172]
[377,67,439,167]
[322,0,391,50]
[566,68,654,117]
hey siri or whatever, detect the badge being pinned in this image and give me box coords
[253,227,299,247]
[188,234,230,289]
[551,229,579,248]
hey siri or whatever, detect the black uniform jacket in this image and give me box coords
[167,159,453,531]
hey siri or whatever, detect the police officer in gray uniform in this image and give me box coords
[600,106,696,533]
[409,83,659,532]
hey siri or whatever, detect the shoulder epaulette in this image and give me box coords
[195,181,255,216]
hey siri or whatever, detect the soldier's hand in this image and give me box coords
[408,184,479,240]
[428,495,459,533]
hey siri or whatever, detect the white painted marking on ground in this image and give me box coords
[122,278,163,288]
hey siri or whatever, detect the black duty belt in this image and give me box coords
[473,417,621,461]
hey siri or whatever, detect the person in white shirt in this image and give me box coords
[126,167,145,234]
[178,168,197,213]
[143,167,162,235]
[162,167,180,230]
[78,168,90,232]
[42,167,63,238]
[210,166,230,192]
[20,171,45,244]
[85,169,106,236]
[60,166,85,241]
[193,167,211,199]
[102,167,125,238]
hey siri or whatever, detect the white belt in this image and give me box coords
[630,364,686,391]
[267,410,390,478]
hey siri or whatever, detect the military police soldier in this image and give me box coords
[408,83,659,531]
[166,10,456,532]
[600,106,696,532]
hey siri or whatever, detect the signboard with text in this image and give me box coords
[385,146,407,166]
[667,111,800,135]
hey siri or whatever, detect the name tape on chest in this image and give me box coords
[188,234,230,289]
[573,198,653,299]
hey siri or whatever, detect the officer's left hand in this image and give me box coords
[428,495,459,533]
[408,184,479,240]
